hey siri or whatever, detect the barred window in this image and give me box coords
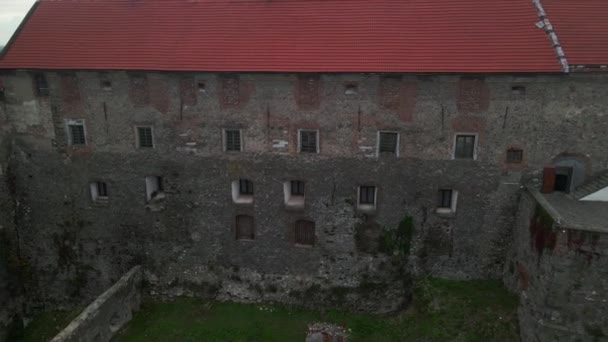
[295,220,315,246]
[68,123,86,145]
[506,148,523,163]
[291,180,305,196]
[438,189,452,208]
[454,134,476,159]
[239,179,253,195]
[298,130,318,153]
[378,132,398,154]
[359,186,376,205]
[236,215,254,240]
[34,74,49,96]
[225,129,242,152]
[137,127,154,148]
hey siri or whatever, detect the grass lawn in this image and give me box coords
[16,309,81,342]
[112,278,519,342]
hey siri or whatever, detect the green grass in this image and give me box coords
[17,309,81,342]
[112,279,519,342]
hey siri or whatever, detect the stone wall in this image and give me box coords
[50,266,142,342]
[505,191,608,341]
[0,70,607,312]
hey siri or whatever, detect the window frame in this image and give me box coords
[145,176,164,202]
[90,181,109,202]
[239,179,254,196]
[452,133,478,160]
[224,129,243,152]
[294,219,315,246]
[232,179,253,204]
[65,119,87,146]
[506,148,524,164]
[436,189,459,215]
[297,129,319,154]
[377,131,400,156]
[235,214,255,241]
[290,180,305,196]
[135,126,155,149]
[357,185,377,212]
[34,73,49,97]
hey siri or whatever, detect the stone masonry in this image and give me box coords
[0,71,607,338]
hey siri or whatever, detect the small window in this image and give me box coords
[506,148,523,163]
[291,181,305,196]
[101,80,112,90]
[359,186,376,205]
[295,220,315,246]
[554,167,573,193]
[232,179,253,204]
[34,74,49,96]
[298,130,318,153]
[66,119,86,146]
[437,189,458,214]
[344,83,358,95]
[225,129,242,152]
[454,134,476,160]
[145,176,164,202]
[511,86,526,96]
[197,82,206,92]
[378,132,399,155]
[136,127,154,148]
[90,181,108,202]
[239,179,253,195]
[284,180,305,209]
[235,215,255,240]
[438,189,452,208]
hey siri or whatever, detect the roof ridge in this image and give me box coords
[532,0,569,73]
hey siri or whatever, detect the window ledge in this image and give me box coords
[236,238,255,242]
[435,208,456,218]
[233,196,253,205]
[357,204,377,213]
[295,243,314,249]
[285,198,305,210]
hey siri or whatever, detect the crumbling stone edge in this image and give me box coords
[50,266,143,342]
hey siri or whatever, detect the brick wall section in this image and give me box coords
[128,74,149,107]
[457,77,489,113]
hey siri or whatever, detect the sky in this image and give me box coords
[0,0,37,46]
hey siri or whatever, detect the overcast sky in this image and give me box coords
[0,0,37,46]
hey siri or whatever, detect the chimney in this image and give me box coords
[542,166,556,193]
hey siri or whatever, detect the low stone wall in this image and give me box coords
[51,266,142,342]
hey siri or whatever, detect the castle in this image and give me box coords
[0,0,607,341]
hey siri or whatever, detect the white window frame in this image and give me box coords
[231,180,253,204]
[297,129,320,154]
[376,131,400,157]
[452,133,478,160]
[89,181,108,202]
[65,119,87,146]
[223,129,243,152]
[135,126,155,149]
[436,189,459,215]
[283,180,305,209]
[357,185,377,212]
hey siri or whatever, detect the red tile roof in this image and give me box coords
[0,0,561,73]
[542,0,608,70]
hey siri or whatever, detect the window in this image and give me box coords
[437,189,458,214]
[378,132,399,155]
[34,74,49,96]
[235,215,254,240]
[506,148,523,163]
[225,129,242,152]
[66,119,86,146]
[136,126,154,148]
[511,86,526,96]
[197,82,206,92]
[101,80,112,91]
[295,220,315,246]
[145,176,164,202]
[90,181,108,202]
[284,180,305,209]
[554,167,573,192]
[358,186,377,212]
[232,179,253,204]
[298,130,319,153]
[454,134,476,159]
[291,181,305,196]
[344,83,358,95]
[239,179,253,196]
